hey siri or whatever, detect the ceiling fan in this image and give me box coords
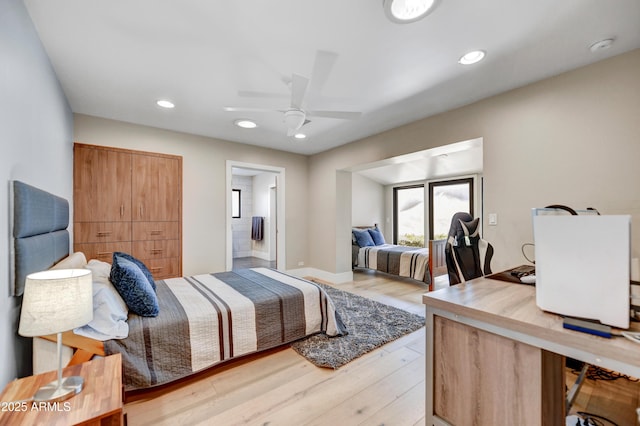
[224,51,362,136]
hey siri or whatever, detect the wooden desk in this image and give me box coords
[423,277,640,426]
[0,354,123,426]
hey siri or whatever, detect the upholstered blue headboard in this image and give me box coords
[12,181,70,296]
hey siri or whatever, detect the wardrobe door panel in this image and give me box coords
[74,145,131,222]
[131,154,181,222]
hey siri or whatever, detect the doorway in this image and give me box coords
[226,161,286,271]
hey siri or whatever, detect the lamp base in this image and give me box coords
[33,376,84,403]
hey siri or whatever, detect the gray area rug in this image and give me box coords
[291,282,425,369]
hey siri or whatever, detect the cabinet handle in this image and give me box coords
[97,251,113,257]
[150,267,163,272]
[139,205,143,218]
[150,230,163,235]
[120,205,124,217]
[151,249,164,254]
[96,231,112,236]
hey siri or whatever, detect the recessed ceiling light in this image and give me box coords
[590,38,614,53]
[383,0,438,24]
[156,99,175,109]
[234,119,257,129]
[458,50,486,65]
[294,133,307,140]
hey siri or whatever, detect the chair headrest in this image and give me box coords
[447,212,471,235]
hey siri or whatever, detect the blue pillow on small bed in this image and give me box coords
[368,227,386,245]
[352,228,375,247]
[113,252,156,291]
[110,256,159,317]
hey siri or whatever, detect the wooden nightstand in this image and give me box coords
[0,354,123,426]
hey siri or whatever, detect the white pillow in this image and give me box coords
[84,259,111,280]
[74,259,129,341]
[50,252,87,270]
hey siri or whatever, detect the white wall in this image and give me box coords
[0,0,74,386]
[352,173,385,232]
[309,49,640,275]
[73,114,310,274]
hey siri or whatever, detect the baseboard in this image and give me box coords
[286,267,353,284]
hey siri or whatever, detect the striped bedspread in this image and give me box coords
[104,268,347,391]
[357,244,431,284]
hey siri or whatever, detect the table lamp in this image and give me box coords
[18,268,93,402]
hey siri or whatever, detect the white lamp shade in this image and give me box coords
[19,269,93,337]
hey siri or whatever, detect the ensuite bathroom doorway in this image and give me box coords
[226,161,285,271]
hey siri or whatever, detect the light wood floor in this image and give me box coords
[124,271,433,426]
[124,271,640,425]
[568,368,640,425]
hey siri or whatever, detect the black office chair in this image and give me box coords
[445,212,494,285]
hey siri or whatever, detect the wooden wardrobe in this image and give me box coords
[73,143,182,279]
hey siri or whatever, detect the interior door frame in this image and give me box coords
[226,160,286,271]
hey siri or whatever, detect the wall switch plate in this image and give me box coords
[488,213,498,226]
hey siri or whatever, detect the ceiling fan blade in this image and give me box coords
[223,106,274,112]
[238,90,288,99]
[290,73,309,109]
[308,50,338,95]
[306,110,362,120]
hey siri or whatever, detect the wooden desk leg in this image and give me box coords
[541,351,565,425]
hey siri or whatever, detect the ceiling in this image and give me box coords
[24,0,640,155]
[349,138,483,185]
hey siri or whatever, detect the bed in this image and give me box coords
[351,225,446,291]
[13,181,347,394]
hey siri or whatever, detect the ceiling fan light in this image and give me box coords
[294,133,307,140]
[383,0,437,24]
[458,50,486,65]
[234,119,257,129]
[283,109,306,132]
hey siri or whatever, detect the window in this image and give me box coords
[231,189,241,218]
[428,178,473,240]
[393,184,425,247]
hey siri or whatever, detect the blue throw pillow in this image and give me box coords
[368,227,386,245]
[110,257,159,317]
[353,228,375,247]
[113,252,156,291]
